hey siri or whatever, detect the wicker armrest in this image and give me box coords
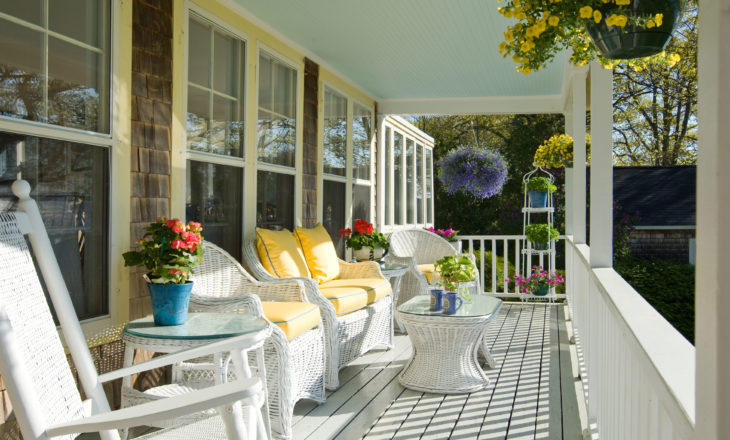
[189,292,265,317]
[252,278,308,303]
[338,260,383,279]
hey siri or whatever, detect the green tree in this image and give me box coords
[612,1,698,165]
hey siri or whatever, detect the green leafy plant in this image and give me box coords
[525,224,559,245]
[523,176,557,193]
[434,254,477,292]
[123,217,204,284]
[340,219,390,251]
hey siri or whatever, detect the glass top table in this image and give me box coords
[124,312,269,340]
[397,294,502,318]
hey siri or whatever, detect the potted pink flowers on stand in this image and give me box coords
[506,266,564,297]
[426,226,461,252]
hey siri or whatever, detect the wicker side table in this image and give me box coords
[379,262,409,333]
[397,295,502,394]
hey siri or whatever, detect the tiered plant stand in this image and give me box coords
[520,166,557,303]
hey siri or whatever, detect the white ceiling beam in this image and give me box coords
[378,95,564,116]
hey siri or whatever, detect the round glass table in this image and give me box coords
[396,295,503,393]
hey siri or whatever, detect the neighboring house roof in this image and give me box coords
[613,166,696,228]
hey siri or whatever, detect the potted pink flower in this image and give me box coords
[426,226,461,252]
[506,266,564,296]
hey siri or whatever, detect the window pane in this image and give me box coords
[186,160,242,260]
[50,0,105,48]
[186,86,209,151]
[426,148,433,223]
[352,103,371,180]
[323,179,346,258]
[394,132,403,225]
[257,170,294,231]
[188,18,211,87]
[258,52,296,167]
[417,144,424,224]
[406,139,414,224]
[384,127,391,225]
[213,30,240,96]
[0,18,43,121]
[0,0,42,25]
[210,95,242,156]
[48,37,108,132]
[323,87,346,176]
[353,184,370,223]
[0,132,109,321]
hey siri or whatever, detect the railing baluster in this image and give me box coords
[491,239,497,294]
[503,239,508,295]
[480,238,486,294]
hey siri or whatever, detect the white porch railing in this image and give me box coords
[566,237,695,439]
[455,234,567,299]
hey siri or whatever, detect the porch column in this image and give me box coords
[589,62,612,268]
[564,107,573,236]
[376,113,386,230]
[696,0,730,437]
[571,68,588,244]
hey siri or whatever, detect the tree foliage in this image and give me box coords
[612,0,698,165]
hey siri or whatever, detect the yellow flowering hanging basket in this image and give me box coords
[497,0,683,74]
[533,134,591,168]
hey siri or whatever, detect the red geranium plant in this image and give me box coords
[339,219,389,251]
[123,217,204,284]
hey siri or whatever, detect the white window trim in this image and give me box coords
[183,5,250,258]
[254,43,303,229]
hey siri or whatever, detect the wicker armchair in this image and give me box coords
[184,242,326,440]
[243,240,393,390]
[387,228,479,309]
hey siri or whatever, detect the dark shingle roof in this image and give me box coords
[612,166,696,227]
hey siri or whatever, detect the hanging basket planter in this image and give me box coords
[586,0,683,59]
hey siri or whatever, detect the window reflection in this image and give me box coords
[352,103,371,180]
[394,133,403,225]
[406,139,414,224]
[323,180,346,258]
[257,52,296,167]
[257,170,294,231]
[323,87,346,176]
[353,184,370,223]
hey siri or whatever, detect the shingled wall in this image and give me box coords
[302,58,319,228]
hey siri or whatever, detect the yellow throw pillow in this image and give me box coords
[256,228,310,278]
[294,224,340,284]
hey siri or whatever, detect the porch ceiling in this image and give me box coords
[230,0,568,115]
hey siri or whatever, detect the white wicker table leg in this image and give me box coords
[391,276,406,333]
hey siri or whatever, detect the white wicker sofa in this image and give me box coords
[243,235,393,390]
[185,242,326,440]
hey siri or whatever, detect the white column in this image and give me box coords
[696,0,730,437]
[376,113,386,230]
[572,68,588,244]
[564,106,574,236]
[589,62,612,268]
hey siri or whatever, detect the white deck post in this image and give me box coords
[589,62,612,268]
[696,0,730,437]
[376,113,386,230]
[564,106,574,236]
[571,68,588,244]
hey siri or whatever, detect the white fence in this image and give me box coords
[566,237,695,439]
[455,234,567,299]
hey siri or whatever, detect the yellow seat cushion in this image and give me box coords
[261,301,321,341]
[256,228,310,279]
[418,263,436,283]
[319,278,391,315]
[294,224,340,284]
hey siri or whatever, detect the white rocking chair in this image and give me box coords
[0,180,269,440]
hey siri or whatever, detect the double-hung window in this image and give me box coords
[351,101,372,222]
[322,86,347,255]
[0,0,111,321]
[185,12,245,259]
[256,50,297,231]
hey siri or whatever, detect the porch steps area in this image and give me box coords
[292,303,582,440]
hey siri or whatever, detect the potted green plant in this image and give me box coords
[525,224,559,250]
[123,217,204,325]
[340,219,390,261]
[434,255,477,297]
[497,0,683,74]
[507,266,565,296]
[523,177,557,208]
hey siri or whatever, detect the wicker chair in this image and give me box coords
[0,180,268,440]
[243,240,393,389]
[184,242,326,440]
[387,229,479,311]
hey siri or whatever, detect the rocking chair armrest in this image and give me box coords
[46,379,261,436]
[97,326,271,383]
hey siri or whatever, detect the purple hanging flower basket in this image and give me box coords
[437,146,508,199]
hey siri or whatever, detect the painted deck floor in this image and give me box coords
[292,303,582,440]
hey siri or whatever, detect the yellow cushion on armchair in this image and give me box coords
[294,224,340,284]
[255,228,311,279]
[261,301,321,341]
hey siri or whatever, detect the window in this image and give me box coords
[417,144,424,224]
[322,180,345,257]
[426,148,433,223]
[0,1,110,133]
[352,102,371,181]
[0,133,109,321]
[352,184,370,223]
[257,50,296,230]
[384,127,391,224]
[323,87,346,176]
[185,13,246,258]
[394,132,403,225]
[186,15,245,156]
[406,139,414,224]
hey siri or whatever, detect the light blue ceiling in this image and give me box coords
[232,0,566,102]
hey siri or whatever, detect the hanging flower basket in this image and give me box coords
[586,0,683,59]
[437,146,508,200]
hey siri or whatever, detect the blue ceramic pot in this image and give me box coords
[528,190,548,208]
[534,285,549,296]
[147,281,193,326]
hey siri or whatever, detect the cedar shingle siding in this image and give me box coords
[302,58,319,228]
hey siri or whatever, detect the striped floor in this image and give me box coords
[292,303,582,440]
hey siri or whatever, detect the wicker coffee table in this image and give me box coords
[397,295,503,393]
